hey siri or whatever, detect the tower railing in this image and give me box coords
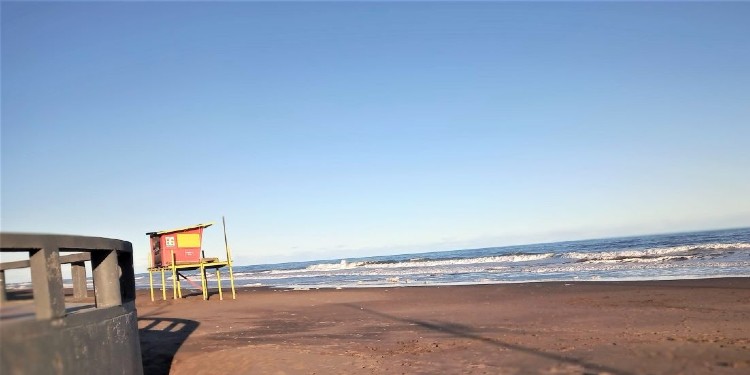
[0,233,143,375]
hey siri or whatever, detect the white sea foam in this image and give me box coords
[268,253,555,275]
[6,282,32,290]
[581,255,694,264]
[247,244,747,280]
[522,260,750,274]
[302,260,367,272]
[563,242,750,262]
[367,254,554,268]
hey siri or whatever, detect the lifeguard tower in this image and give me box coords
[146,220,236,301]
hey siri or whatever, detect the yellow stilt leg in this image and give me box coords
[171,251,177,299]
[148,269,154,302]
[161,268,166,300]
[200,262,207,300]
[148,251,155,302]
[177,273,182,299]
[228,247,236,300]
[222,218,237,300]
[216,269,223,301]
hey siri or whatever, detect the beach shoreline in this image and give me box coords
[133,274,750,292]
[132,227,750,291]
[135,277,750,374]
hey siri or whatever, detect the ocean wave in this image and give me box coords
[523,260,750,274]
[268,253,555,274]
[563,242,750,263]
[362,253,555,268]
[303,259,365,272]
[5,282,32,290]
[579,255,693,264]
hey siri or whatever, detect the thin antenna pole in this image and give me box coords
[148,246,154,301]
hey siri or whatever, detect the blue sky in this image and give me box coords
[2,2,749,278]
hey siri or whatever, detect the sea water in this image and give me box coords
[135,227,750,289]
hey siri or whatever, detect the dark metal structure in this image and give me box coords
[0,233,144,374]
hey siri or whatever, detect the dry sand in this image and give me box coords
[136,278,750,375]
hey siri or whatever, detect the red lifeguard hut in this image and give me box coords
[147,223,212,267]
[146,219,236,301]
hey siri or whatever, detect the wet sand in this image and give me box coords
[136,278,750,374]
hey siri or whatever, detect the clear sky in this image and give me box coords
[2,2,749,279]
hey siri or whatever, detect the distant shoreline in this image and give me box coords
[131,274,750,291]
[4,275,750,294]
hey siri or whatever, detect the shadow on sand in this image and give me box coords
[342,303,632,375]
[138,312,199,375]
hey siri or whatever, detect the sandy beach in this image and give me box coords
[135,278,750,374]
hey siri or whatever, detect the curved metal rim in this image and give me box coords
[0,233,132,253]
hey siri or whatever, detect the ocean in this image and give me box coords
[136,227,750,290]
